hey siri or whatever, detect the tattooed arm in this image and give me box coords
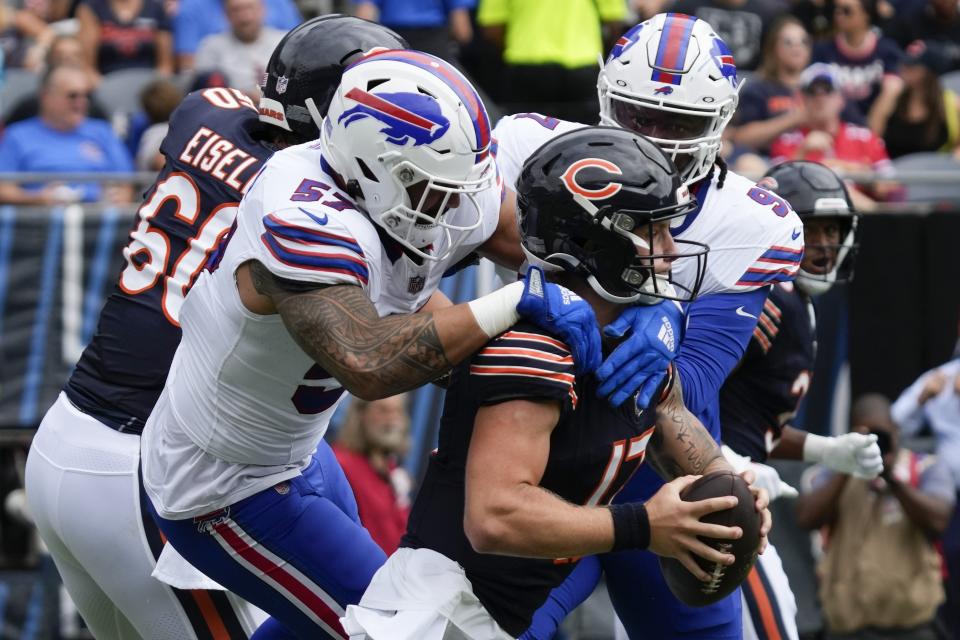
[646,375,733,482]
[237,260,492,400]
[646,373,773,549]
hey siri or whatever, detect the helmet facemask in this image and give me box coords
[598,81,736,186]
[367,152,494,262]
[596,14,741,187]
[319,50,496,263]
[796,210,859,296]
[522,197,708,305]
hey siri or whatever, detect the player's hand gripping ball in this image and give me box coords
[659,471,762,607]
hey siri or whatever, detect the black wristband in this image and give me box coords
[609,502,651,552]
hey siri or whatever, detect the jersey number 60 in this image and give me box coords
[118,172,237,326]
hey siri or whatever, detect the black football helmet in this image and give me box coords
[764,161,858,295]
[258,15,408,143]
[516,126,708,304]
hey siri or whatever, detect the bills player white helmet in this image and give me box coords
[598,13,741,186]
[321,50,496,261]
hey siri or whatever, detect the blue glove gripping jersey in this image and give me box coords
[66,88,273,431]
[720,283,815,462]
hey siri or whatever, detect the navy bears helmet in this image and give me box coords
[515,126,708,304]
[764,160,858,295]
[258,14,408,143]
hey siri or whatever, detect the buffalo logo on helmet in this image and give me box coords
[339,88,450,147]
[710,39,738,88]
[654,85,674,96]
[560,158,624,202]
[608,23,643,61]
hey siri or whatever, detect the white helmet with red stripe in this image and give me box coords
[598,13,741,186]
[321,49,495,262]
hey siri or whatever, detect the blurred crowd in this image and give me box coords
[0,2,959,637]
[1,0,960,207]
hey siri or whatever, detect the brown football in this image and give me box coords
[658,471,762,607]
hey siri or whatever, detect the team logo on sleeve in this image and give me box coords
[560,159,624,201]
[340,88,450,146]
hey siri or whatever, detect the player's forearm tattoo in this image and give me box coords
[249,262,451,397]
[647,382,723,480]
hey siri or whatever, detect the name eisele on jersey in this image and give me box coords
[179,126,261,194]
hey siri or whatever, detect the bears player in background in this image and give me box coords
[141,51,604,639]
[24,15,410,640]
[719,160,882,640]
[491,13,804,639]
[342,126,770,640]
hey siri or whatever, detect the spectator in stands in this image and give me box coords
[880,40,960,159]
[0,64,133,205]
[670,0,789,71]
[352,0,474,61]
[732,16,813,156]
[892,353,960,639]
[172,0,299,71]
[76,0,173,75]
[796,393,954,640]
[194,0,282,97]
[631,0,672,21]
[770,63,895,203]
[133,77,180,170]
[791,0,835,41]
[811,0,903,134]
[332,395,412,556]
[477,0,626,124]
[0,0,54,70]
[4,35,111,124]
[887,0,960,72]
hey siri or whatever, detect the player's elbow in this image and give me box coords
[464,499,517,554]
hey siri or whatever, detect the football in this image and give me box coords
[658,471,762,607]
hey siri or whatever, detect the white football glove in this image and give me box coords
[803,432,883,479]
[721,445,799,502]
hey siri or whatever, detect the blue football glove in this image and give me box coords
[516,266,602,375]
[596,300,684,409]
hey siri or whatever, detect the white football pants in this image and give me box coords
[25,393,265,639]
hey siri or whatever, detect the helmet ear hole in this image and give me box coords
[356,158,379,182]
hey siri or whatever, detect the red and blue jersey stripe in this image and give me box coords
[736,245,803,287]
[652,13,697,85]
[353,50,492,163]
[260,213,369,286]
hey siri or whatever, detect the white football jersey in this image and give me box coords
[492,114,805,296]
[142,141,501,519]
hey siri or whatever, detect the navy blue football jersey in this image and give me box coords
[66,88,273,431]
[719,282,816,462]
[402,322,668,637]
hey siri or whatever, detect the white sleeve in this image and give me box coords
[891,371,931,436]
[697,175,806,294]
[492,114,586,190]
[255,204,376,289]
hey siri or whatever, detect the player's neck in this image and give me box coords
[562,277,619,327]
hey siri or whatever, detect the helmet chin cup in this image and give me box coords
[796,269,835,296]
